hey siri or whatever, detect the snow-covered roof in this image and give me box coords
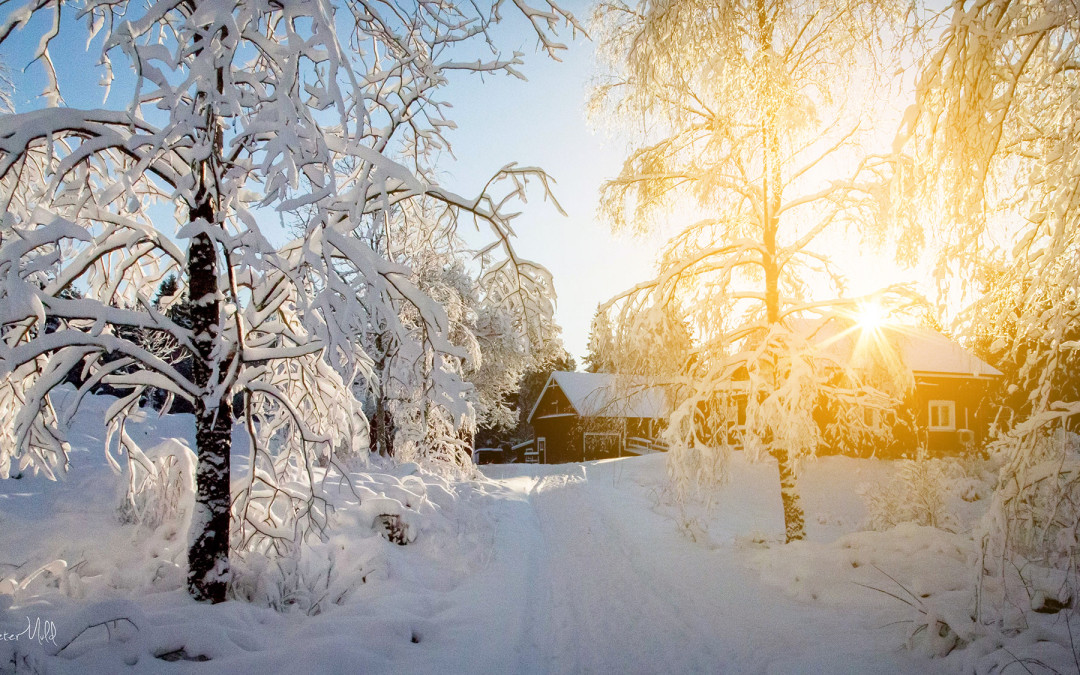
[892,326,1002,377]
[530,372,670,421]
[529,324,997,425]
[797,319,1003,378]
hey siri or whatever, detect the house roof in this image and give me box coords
[892,326,1002,377]
[527,323,998,425]
[528,371,670,422]
[798,318,1003,378]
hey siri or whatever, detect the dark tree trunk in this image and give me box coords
[771,446,805,543]
[186,199,232,604]
[371,332,395,457]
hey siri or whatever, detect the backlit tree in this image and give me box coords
[897,0,1080,597]
[591,0,916,541]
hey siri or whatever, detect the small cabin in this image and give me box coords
[524,372,669,463]
[891,327,1002,454]
[795,319,1002,454]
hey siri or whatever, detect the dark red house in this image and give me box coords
[521,324,1001,463]
[878,325,1003,454]
[524,372,670,463]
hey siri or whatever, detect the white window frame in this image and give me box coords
[536,437,546,463]
[928,400,956,432]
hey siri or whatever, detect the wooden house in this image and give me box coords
[877,325,1002,454]
[524,372,669,463]
[521,324,1001,463]
[794,319,1002,454]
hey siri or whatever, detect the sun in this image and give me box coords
[855,301,888,332]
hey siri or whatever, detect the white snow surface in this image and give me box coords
[2,394,1078,673]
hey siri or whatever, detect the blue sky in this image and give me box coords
[437,15,662,365]
[0,2,657,365]
[0,1,920,366]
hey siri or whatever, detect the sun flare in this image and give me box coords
[855,302,888,332]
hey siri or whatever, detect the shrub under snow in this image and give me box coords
[861,459,958,532]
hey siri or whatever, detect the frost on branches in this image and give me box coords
[354,194,559,472]
[590,0,917,542]
[897,0,1080,613]
[0,0,575,602]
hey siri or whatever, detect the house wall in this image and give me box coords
[582,418,624,461]
[532,415,580,463]
[688,377,997,459]
[911,375,997,455]
[532,371,1000,461]
[531,379,669,462]
[533,415,666,463]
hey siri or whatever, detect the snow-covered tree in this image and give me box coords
[590,0,916,541]
[0,0,575,602]
[897,0,1080,588]
[355,194,559,464]
[585,301,692,376]
[584,305,617,373]
[487,343,575,450]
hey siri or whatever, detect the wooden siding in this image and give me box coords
[531,379,667,463]
[911,375,997,455]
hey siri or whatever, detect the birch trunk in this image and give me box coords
[186,199,232,604]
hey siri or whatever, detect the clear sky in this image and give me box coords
[0,2,660,365]
[0,0,925,366]
[436,13,664,366]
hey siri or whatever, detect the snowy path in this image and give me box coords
[10,397,1069,674]
[528,465,725,673]
[480,458,945,675]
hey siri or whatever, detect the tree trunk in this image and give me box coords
[186,199,232,604]
[756,0,803,542]
[771,446,805,543]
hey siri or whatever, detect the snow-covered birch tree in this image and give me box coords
[356,193,559,466]
[896,0,1080,588]
[0,0,574,602]
[590,0,916,542]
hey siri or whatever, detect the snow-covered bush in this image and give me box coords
[229,545,369,616]
[230,462,474,614]
[116,439,196,534]
[862,459,957,532]
[987,430,1080,570]
[898,0,1080,640]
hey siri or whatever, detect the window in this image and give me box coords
[928,400,955,431]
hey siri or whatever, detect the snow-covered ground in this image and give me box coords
[2,394,1079,673]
